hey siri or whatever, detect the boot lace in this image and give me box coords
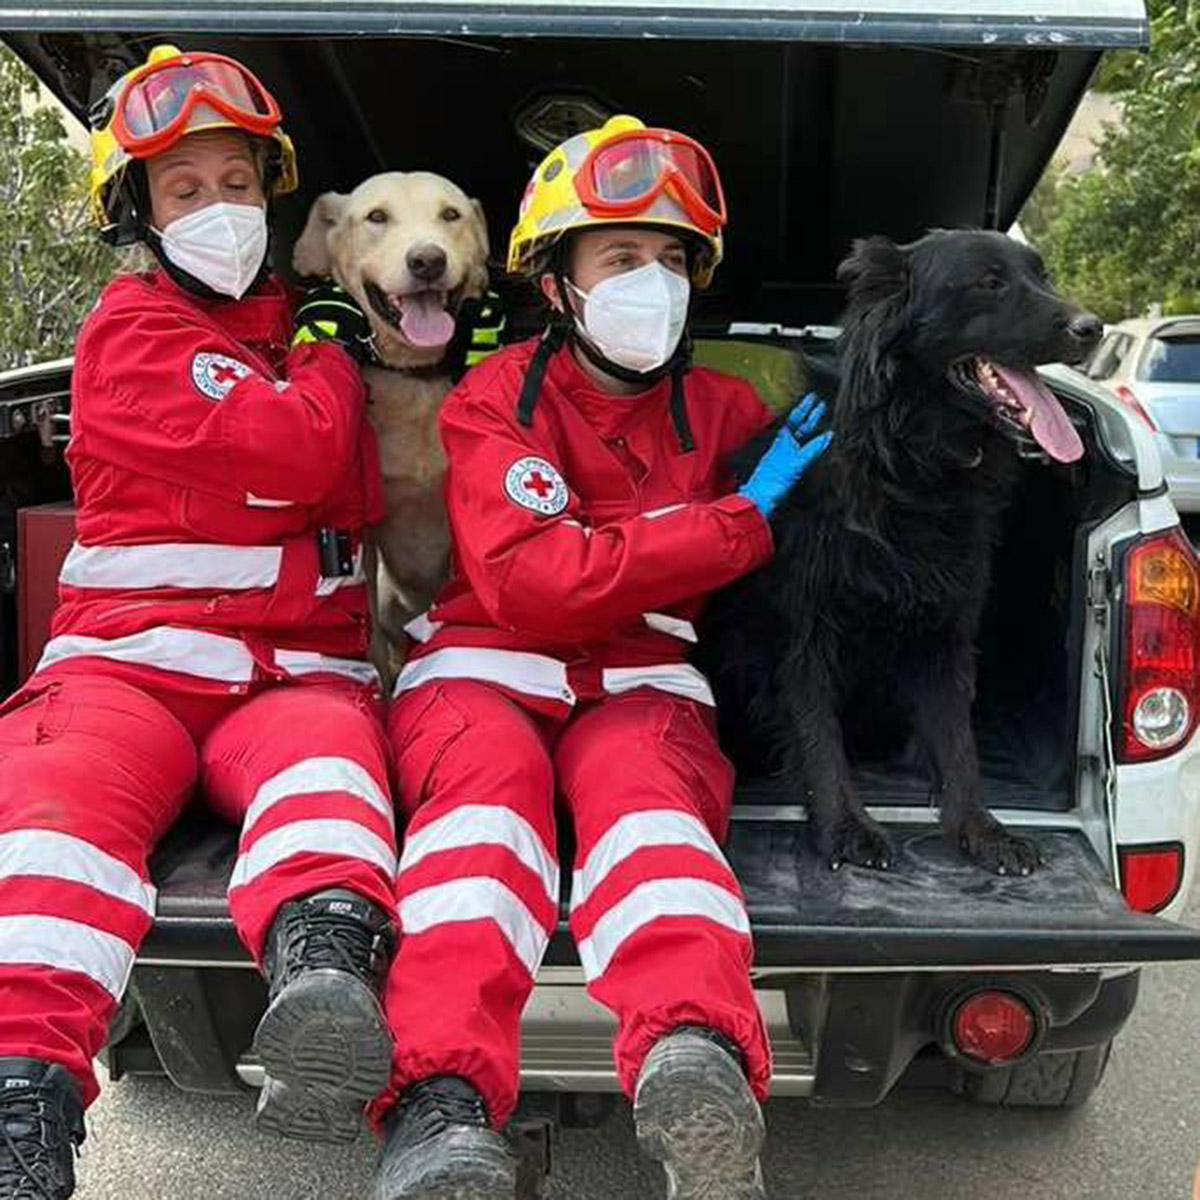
[0,1084,74,1200]
[401,1079,490,1143]
[279,907,384,983]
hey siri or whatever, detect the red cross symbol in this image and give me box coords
[523,471,555,499]
[211,363,244,386]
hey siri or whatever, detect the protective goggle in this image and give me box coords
[111,52,281,157]
[573,129,727,237]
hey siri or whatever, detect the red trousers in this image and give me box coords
[0,662,394,1106]
[375,680,771,1128]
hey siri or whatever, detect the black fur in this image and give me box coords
[701,230,1102,875]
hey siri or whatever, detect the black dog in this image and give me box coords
[701,230,1102,875]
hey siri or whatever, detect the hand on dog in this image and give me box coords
[739,392,833,518]
[292,282,374,364]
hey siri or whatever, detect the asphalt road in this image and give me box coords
[73,884,1200,1200]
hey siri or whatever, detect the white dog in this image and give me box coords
[293,172,490,678]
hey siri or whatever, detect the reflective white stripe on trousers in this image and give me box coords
[0,829,156,916]
[399,876,550,977]
[0,915,137,999]
[399,804,559,906]
[571,809,728,912]
[576,878,750,982]
[241,756,394,837]
[229,818,397,889]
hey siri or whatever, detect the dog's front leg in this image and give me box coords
[361,538,406,691]
[907,644,1042,876]
[785,681,894,871]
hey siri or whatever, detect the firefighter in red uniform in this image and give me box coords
[370,115,832,1200]
[0,46,402,1197]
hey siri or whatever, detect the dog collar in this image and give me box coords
[375,359,452,380]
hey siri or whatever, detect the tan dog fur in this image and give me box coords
[293,172,489,678]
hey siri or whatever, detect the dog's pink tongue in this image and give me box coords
[397,293,455,348]
[994,364,1084,463]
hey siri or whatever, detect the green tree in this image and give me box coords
[1022,1,1200,322]
[0,46,114,371]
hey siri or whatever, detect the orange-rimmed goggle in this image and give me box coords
[111,52,282,158]
[573,129,727,237]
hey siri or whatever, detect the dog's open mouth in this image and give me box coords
[952,357,1084,464]
[364,281,460,350]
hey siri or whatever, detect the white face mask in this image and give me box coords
[570,261,690,374]
[156,202,268,300]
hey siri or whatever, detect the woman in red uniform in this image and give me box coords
[0,46,399,1197]
[370,115,831,1200]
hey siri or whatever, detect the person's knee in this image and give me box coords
[0,673,198,838]
[557,697,733,836]
[206,685,388,773]
[389,682,553,813]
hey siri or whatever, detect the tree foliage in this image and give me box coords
[1022,1,1200,322]
[0,47,114,371]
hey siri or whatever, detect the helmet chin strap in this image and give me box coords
[517,259,695,452]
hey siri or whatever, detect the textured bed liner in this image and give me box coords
[145,809,1200,970]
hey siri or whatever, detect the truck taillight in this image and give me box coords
[1119,529,1200,762]
[1115,385,1159,432]
[1118,843,1184,913]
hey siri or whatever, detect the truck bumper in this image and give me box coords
[108,960,1140,1108]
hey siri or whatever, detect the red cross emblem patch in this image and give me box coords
[504,456,569,516]
[190,352,254,401]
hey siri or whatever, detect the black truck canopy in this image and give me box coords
[2,1,1148,322]
[0,0,1149,43]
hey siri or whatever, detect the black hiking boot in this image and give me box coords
[253,888,396,1143]
[0,1058,85,1199]
[373,1077,516,1200]
[633,1027,766,1200]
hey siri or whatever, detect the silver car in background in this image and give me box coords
[1086,316,1200,511]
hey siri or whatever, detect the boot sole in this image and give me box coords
[374,1129,516,1200]
[634,1036,766,1200]
[253,969,392,1141]
[254,1078,363,1144]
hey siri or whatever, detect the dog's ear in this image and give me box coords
[837,236,908,306]
[833,236,912,474]
[835,236,911,375]
[465,197,491,298]
[291,191,347,279]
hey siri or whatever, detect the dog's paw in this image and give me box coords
[953,812,1043,876]
[826,813,894,872]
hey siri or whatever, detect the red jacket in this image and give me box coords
[398,339,775,715]
[39,270,383,692]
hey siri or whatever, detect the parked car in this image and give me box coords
[2,1,1199,1193]
[1086,316,1200,512]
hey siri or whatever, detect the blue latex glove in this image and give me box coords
[739,393,833,518]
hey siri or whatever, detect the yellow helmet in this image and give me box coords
[88,44,298,244]
[507,115,726,288]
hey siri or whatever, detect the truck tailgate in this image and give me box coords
[143,815,1200,970]
[723,820,1200,970]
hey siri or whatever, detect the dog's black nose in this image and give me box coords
[407,244,447,283]
[1068,313,1103,345]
